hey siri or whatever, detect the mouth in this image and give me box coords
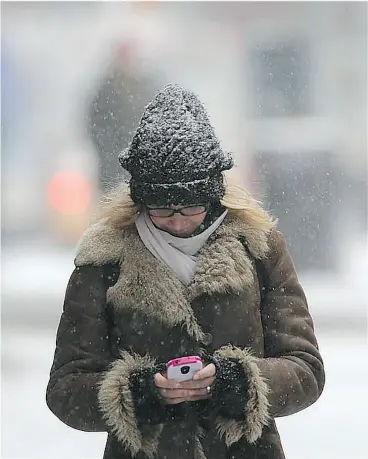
[173,230,189,236]
[167,228,192,237]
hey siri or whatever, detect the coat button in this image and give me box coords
[202,333,213,345]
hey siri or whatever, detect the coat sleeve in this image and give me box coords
[257,230,325,417]
[46,265,112,433]
[46,265,165,458]
[211,230,325,447]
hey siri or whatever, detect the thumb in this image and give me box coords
[193,363,215,380]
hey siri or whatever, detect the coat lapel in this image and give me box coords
[188,219,263,301]
[107,230,207,344]
[75,216,270,344]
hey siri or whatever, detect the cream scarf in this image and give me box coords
[135,210,228,285]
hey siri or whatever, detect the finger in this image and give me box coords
[183,388,209,398]
[163,397,188,405]
[159,387,209,399]
[158,389,191,399]
[163,392,211,404]
[192,363,216,380]
[177,376,215,390]
[187,394,210,401]
[191,388,209,397]
[154,373,181,390]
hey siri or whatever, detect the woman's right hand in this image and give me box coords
[154,371,213,405]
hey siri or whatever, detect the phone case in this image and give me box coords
[166,356,203,382]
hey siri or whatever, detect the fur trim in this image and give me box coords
[222,217,270,260]
[98,351,163,458]
[75,215,270,344]
[107,230,208,344]
[194,425,207,459]
[187,220,260,300]
[214,345,270,446]
[75,219,125,266]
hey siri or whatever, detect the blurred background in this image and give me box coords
[1,2,367,458]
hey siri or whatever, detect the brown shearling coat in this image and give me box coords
[46,215,325,459]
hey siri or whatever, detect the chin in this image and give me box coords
[167,228,193,237]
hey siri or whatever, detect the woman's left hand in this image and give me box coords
[177,363,216,401]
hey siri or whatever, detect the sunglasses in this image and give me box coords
[146,205,208,218]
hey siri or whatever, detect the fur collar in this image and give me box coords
[75,215,270,344]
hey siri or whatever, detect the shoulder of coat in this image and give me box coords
[74,219,135,267]
[220,215,273,260]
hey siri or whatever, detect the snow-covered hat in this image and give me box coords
[118,84,233,206]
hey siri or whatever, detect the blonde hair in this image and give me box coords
[220,176,277,232]
[92,174,276,232]
[91,182,140,230]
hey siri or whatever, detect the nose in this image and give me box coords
[169,213,186,231]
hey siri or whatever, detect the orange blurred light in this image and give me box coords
[46,171,92,215]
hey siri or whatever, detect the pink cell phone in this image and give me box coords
[166,356,203,382]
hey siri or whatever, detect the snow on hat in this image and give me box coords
[118,84,234,205]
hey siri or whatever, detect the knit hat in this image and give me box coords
[118,84,234,206]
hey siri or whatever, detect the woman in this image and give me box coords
[46,84,325,459]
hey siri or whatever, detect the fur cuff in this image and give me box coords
[213,345,270,446]
[194,425,207,459]
[98,351,163,458]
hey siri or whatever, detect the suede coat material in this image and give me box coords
[46,215,325,459]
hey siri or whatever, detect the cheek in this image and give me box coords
[191,214,207,226]
[151,216,181,230]
[150,217,168,229]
